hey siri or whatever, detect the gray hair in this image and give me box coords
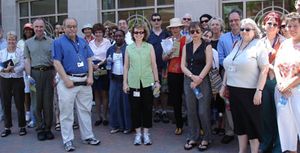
[208,17,225,32]
[240,18,261,39]
[6,31,17,40]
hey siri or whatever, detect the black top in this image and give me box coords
[211,39,218,50]
[186,40,209,75]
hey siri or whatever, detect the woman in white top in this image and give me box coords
[220,18,269,153]
[274,12,300,153]
[89,23,111,126]
[0,31,26,137]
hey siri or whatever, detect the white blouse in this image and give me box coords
[112,52,123,75]
[89,38,111,61]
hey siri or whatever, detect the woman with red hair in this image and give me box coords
[259,11,285,153]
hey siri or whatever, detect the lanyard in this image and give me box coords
[66,35,83,61]
[232,39,253,61]
[230,32,240,46]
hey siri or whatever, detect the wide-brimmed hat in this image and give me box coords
[81,23,93,33]
[23,23,33,30]
[167,18,184,29]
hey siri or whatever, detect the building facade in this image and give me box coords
[1,0,296,38]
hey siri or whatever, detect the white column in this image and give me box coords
[1,0,17,37]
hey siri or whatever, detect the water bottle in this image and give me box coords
[193,87,203,99]
[27,75,36,92]
[152,83,160,98]
[106,55,112,70]
[278,95,288,107]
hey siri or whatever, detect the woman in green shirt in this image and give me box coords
[123,23,160,145]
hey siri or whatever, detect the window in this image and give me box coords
[101,0,174,29]
[18,0,68,38]
[221,0,294,32]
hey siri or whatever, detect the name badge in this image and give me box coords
[133,91,140,97]
[77,61,84,67]
[228,65,237,72]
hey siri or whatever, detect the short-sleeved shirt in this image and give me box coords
[24,35,53,67]
[127,42,154,89]
[89,38,111,61]
[52,35,94,74]
[147,29,170,72]
[223,39,268,88]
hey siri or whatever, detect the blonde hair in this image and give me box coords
[6,31,17,40]
[208,17,225,32]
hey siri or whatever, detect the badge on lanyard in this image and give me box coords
[133,91,140,97]
[77,61,84,67]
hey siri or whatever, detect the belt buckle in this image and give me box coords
[39,67,46,71]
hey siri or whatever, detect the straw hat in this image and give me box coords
[81,23,93,33]
[167,18,184,29]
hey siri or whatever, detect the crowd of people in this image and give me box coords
[1,1,300,153]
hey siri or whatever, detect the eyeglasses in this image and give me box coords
[152,18,161,22]
[280,25,286,29]
[200,19,209,23]
[267,22,278,27]
[190,30,201,34]
[240,28,254,32]
[183,18,191,21]
[133,31,145,35]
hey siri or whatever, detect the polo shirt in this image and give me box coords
[24,35,53,67]
[52,35,94,74]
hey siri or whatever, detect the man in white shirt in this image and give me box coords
[118,19,133,45]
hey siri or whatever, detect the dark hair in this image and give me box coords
[114,29,126,36]
[151,13,161,20]
[199,14,212,22]
[263,11,281,26]
[131,23,149,42]
[188,22,201,31]
[228,9,242,18]
[22,28,35,40]
[92,23,105,34]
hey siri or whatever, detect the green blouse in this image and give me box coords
[127,42,154,89]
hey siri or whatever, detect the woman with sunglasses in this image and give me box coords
[259,12,285,153]
[123,23,160,145]
[274,12,300,153]
[181,22,213,151]
[220,18,269,153]
[279,16,290,39]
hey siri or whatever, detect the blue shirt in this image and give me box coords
[0,38,7,50]
[217,32,241,66]
[147,29,170,72]
[52,35,94,74]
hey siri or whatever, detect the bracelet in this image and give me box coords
[155,80,160,83]
[256,89,263,92]
[188,74,192,78]
[222,84,226,87]
[198,76,204,80]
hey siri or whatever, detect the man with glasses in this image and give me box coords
[53,18,100,152]
[199,14,212,31]
[181,13,193,43]
[217,9,242,144]
[147,13,170,124]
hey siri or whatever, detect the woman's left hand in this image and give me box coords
[191,75,202,86]
[155,81,161,89]
[278,81,292,93]
[190,81,197,89]
[253,90,262,105]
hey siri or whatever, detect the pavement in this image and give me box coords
[0,106,239,153]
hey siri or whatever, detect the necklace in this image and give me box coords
[232,39,253,61]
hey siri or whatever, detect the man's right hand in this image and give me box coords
[64,78,74,88]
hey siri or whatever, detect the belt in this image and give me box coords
[31,66,54,71]
[66,72,87,77]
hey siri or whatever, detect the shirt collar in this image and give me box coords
[33,35,47,40]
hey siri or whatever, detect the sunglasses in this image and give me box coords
[59,32,64,34]
[280,25,286,29]
[190,30,201,34]
[240,28,254,32]
[200,19,209,23]
[152,18,161,22]
[133,31,145,35]
[183,18,191,21]
[267,22,278,27]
